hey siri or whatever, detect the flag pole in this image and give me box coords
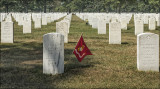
[81,32,83,36]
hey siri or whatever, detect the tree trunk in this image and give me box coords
[44,0,47,13]
[118,4,121,13]
[116,6,118,13]
[6,0,9,13]
[81,8,84,12]
[6,5,9,13]
[26,5,28,13]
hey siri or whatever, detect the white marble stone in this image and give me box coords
[42,15,47,25]
[34,18,41,28]
[143,15,148,24]
[149,17,156,30]
[56,21,68,43]
[18,15,24,26]
[109,22,121,44]
[43,33,64,75]
[1,21,14,43]
[47,15,51,23]
[111,17,117,23]
[23,19,31,33]
[92,18,98,29]
[135,20,144,35]
[137,33,159,72]
[63,19,70,33]
[98,19,106,34]
[5,14,12,22]
[120,18,127,30]
[157,14,160,26]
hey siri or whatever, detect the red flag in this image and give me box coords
[73,35,92,62]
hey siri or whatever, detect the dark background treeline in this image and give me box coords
[0,0,159,13]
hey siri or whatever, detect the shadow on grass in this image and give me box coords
[0,65,57,88]
[88,36,107,40]
[68,42,77,43]
[1,42,43,63]
[1,43,95,88]
[127,26,134,30]
[121,42,129,44]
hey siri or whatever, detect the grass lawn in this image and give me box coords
[0,15,160,88]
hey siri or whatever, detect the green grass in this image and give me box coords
[0,15,160,88]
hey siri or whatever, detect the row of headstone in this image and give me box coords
[76,13,159,38]
[13,13,32,33]
[134,13,160,31]
[0,13,68,43]
[76,13,159,72]
[43,14,72,75]
[76,13,124,44]
[76,13,132,30]
[32,13,67,29]
[11,13,67,34]
[134,13,160,26]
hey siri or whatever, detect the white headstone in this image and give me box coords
[143,15,148,24]
[92,18,98,29]
[109,22,121,44]
[157,14,160,26]
[18,15,24,26]
[42,15,47,25]
[34,18,41,28]
[111,17,117,23]
[56,21,68,43]
[1,21,14,43]
[137,33,159,72]
[149,17,156,30]
[120,18,127,30]
[47,15,51,23]
[43,33,64,75]
[63,19,70,33]
[98,19,106,34]
[23,19,31,33]
[135,20,144,35]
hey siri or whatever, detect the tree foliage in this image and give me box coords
[0,0,159,13]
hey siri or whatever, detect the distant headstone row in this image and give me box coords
[76,13,160,44]
[1,13,67,43]
[76,13,159,72]
[76,13,159,34]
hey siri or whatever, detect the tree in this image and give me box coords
[19,0,33,13]
[0,0,16,13]
[0,0,159,13]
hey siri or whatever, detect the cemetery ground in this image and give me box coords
[0,15,160,88]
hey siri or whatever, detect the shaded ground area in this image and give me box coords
[0,15,160,88]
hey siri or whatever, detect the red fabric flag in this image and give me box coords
[73,35,92,62]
